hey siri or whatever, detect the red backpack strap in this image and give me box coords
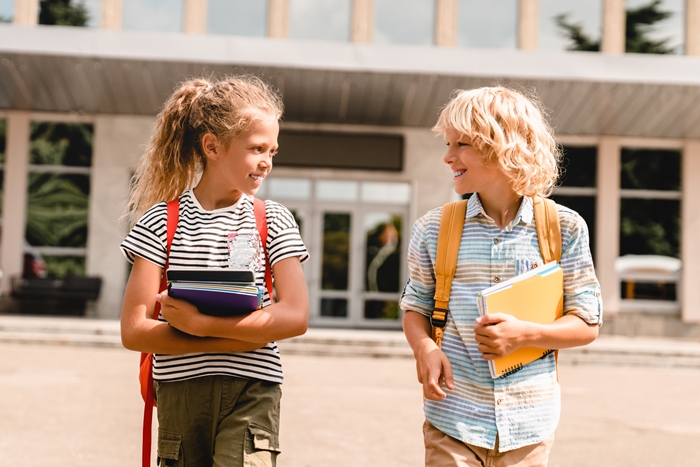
[141,198,179,467]
[254,197,273,301]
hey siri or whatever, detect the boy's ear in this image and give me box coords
[201,133,221,160]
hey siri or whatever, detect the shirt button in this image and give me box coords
[494,276,501,283]
[496,398,503,405]
[493,238,500,245]
[532,262,539,269]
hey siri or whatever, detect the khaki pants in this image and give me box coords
[423,420,554,467]
[155,375,281,467]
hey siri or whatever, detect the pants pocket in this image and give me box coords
[244,425,281,467]
[157,431,182,466]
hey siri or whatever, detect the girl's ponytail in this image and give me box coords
[124,76,283,228]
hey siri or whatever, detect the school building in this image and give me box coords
[1,0,700,331]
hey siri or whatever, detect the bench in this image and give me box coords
[10,276,102,315]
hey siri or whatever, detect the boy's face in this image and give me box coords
[442,128,511,196]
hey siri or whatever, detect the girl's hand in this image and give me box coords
[414,338,454,401]
[474,313,529,359]
[157,291,207,337]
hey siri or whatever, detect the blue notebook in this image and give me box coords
[166,268,263,317]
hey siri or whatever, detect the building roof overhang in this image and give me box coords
[2,23,700,138]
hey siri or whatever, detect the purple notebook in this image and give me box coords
[168,284,263,317]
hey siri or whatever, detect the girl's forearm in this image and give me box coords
[522,314,599,350]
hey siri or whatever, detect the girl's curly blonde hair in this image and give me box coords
[124,75,284,228]
[433,86,561,197]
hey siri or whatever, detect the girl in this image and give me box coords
[400,86,602,467]
[120,75,309,467]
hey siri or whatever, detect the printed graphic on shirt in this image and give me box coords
[227,230,264,271]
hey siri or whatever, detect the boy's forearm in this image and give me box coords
[403,311,435,355]
[523,313,599,350]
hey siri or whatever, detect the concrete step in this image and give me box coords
[2,315,700,367]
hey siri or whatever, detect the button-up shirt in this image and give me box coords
[400,195,602,452]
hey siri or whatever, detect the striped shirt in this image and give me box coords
[399,194,602,452]
[120,190,309,384]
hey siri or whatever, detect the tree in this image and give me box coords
[39,0,89,27]
[556,0,675,54]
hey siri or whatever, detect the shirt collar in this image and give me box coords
[466,194,534,230]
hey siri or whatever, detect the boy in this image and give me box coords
[400,87,602,467]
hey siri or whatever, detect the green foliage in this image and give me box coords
[556,0,675,54]
[620,199,679,258]
[25,122,92,248]
[39,0,89,27]
[43,255,86,278]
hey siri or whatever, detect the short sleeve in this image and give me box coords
[120,203,168,267]
[264,201,309,266]
[559,207,603,326]
[399,212,439,318]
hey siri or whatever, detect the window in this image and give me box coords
[289,0,351,42]
[539,0,602,51]
[458,0,517,49]
[207,0,267,37]
[626,0,683,54]
[0,118,5,228]
[0,0,13,22]
[26,122,93,278]
[83,0,102,27]
[374,0,435,46]
[618,147,681,306]
[551,146,597,259]
[123,0,183,32]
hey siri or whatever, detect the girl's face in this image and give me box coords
[442,128,511,195]
[216,115,279,196]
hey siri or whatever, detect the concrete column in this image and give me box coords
[12,0,38,25]
[0,112,30,294]
[435,0,457,47]
[681,140,700,323]
[183,0,207,34]
[602,0,625,54]
[351,0,373,43]
[517,0,538,50]
[86,115,154,319]
[100,0,123,30]
[596,137,621,314]
[267,0,288,38]
[687,0,700,55]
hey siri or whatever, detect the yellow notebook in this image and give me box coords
[476,262,564,378]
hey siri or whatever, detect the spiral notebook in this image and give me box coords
[166,268,263,317]
[476,261,564,378]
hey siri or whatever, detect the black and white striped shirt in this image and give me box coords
[120,190,309,384]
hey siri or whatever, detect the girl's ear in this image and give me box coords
[201,133,221,160]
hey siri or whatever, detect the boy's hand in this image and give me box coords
[414,338,454,401]
[474,313,529,359]
[157,291,207,337]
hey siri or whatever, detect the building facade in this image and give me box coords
[1,0,700,328]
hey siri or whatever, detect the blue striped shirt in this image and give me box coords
[399,194,602,452]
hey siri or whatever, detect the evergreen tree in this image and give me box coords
[556,0,675,54]
[39,0,89,27]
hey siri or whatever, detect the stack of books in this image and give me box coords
[166,268,264,317]
[476,261,564,378]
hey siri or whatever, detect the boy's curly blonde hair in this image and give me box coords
[433,86,561,197]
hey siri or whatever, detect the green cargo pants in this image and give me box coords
[155,375,281,467]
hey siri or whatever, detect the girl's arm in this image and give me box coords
[120,256,267,354]
[159,255,309,342]
[403,311,454,401]
[473,312,598,360]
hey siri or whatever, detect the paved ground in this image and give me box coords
[1,342,699,466]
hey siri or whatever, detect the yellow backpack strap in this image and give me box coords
[432,199,467,348]
[532,195,562,378]
[532,196,562,264]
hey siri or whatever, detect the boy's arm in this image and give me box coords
[474,312,598,360]
[159,256,309,342]
[403,311,454,401]
[120,256,266,354]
